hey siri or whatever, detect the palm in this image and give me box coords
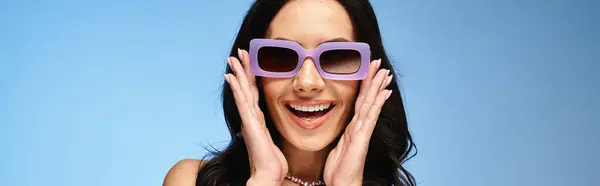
[324,60,393,186]
[323,116,368,185]
[225,49,288,185]
[245,109,288,180]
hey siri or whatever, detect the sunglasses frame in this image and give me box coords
[249,38,371,80]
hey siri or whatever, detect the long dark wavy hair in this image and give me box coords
[196,0,417,185]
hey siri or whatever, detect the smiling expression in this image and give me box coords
[260,0,360,151]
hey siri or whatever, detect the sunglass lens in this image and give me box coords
[258,46,299,72]
[319,49,361,74]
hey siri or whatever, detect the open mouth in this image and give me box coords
[285,103,335,121]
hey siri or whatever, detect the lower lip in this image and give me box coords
[285,106,335,130]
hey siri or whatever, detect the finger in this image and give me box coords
[345,114,358,135]
[360,89,392,136]
[355,59,380,109]
[225,74,251,123]
[356,59,381,111]
[379,73,393,92]
[238,49,256,86]
[356,69,389,127]
[225,74,267,143]
[238,49,259,106]
[360,59,381,93]
[227,75,274,160]
[228,57,256,110]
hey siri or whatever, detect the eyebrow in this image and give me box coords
[273,37,351,45]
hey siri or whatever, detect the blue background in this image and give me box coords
[1,0,598,185]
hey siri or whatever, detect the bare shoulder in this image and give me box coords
[163,159,206,186]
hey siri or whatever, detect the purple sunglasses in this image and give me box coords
[249,38,371,80]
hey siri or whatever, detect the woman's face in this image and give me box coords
[261,0,359,151]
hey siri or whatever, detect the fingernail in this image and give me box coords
[386,69,390,76]
[237,48,242,59]
[386,90,393,99]
[224,74,229,81]
[387,75,393,84]
[377,59,382,68]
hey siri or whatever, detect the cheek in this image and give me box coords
[335,80,360,104]
[260,78,289,107]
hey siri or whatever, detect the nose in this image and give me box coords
[292,58,325,97]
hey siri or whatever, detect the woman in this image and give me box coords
[164,0,416,185]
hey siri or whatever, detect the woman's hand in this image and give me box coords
[323,59,393,186]
[225,49,288,186]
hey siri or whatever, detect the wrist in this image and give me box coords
[334,182,361,186]
[246,176,282,186]
[329,179,362,186]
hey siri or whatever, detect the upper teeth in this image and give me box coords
[289,103,331,112]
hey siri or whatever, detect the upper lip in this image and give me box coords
[284,100,336,106]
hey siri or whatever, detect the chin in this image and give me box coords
[278,118,343,152]
[289,135,335,152]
